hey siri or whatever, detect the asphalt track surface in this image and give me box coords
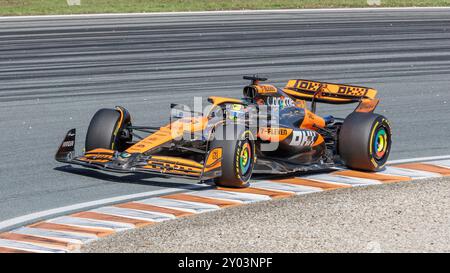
[0,9,450,221]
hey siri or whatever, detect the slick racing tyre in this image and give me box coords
[339,112,392,171]
[210,123,255,188]
[85,107,131,152]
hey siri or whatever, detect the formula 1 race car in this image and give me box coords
[56,75,392,188]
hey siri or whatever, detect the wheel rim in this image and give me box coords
[373,127,388,160]
[239,142,252,176]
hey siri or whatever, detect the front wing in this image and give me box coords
[55,129,222,181]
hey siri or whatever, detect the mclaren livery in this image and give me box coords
[56,76,392,188]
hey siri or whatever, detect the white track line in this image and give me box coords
[388,155,450,164]
[1,7,450,20]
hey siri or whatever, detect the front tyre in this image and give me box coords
[85,107,131,152]
[210,124,255,188]
[339,112,392,171]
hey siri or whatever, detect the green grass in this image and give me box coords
[1,0,450,16]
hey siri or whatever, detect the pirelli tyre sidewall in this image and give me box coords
[339,112,392,171]
[85,108,131,152]
[210,123,255,188]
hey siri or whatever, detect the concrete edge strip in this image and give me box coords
[1,7,450,20]
[0,155,449,252]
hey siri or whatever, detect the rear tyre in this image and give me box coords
[338,112,392,171]
[209,123,255,188]
[85,108,131,152]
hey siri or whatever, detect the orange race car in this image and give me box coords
[55,75,392,188]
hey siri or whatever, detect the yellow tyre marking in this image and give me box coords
[369,121,379,155]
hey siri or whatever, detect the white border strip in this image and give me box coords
[387,155,450,165]
[1,154,449,233]
[1,7,450,20]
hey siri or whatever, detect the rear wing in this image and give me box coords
[283,79,377,103]
[283,79,379,113]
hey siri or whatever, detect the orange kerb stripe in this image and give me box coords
[115,202,193,217]
[29,222,114,238]
[333,170,411,183]
[0,247,33,253]
[395,163,450,176]
[0,233,74,251]
[163,193,240,208]
[71,211,153,228]
[216,187,294,199]
[271,177,350,190]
